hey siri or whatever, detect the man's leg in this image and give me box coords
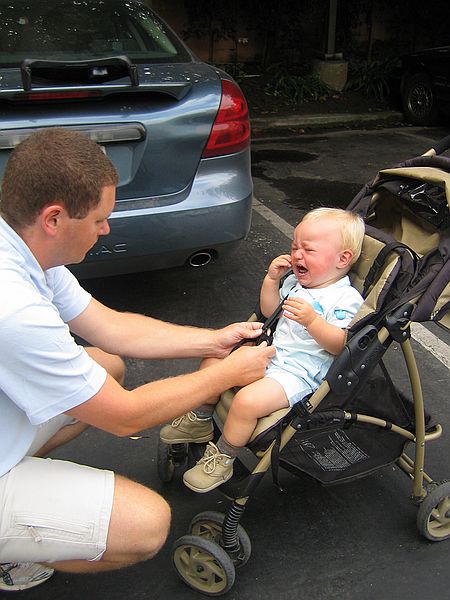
[1,345,169,582]
[85,347,125,386]
[49,474,171,573]
[34,348,169,572]
[33,348,125,457]
[1,459,171,581]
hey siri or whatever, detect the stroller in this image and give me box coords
[157,135,450,595]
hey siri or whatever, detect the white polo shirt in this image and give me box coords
[0,217,106,477]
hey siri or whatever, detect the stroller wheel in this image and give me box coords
[157,440,187,482]
[417,481,450,541]
[172,534,235,596]
[190,510,252,568]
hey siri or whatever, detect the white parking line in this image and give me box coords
[252,197,450,370]
[252,198,294,238]
[410,323,450,369]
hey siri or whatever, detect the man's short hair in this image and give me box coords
[0,128,119,229]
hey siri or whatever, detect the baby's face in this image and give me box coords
[290,218,350,288]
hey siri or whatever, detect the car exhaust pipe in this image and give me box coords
[188,250,213,267]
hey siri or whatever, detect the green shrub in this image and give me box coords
[265,71,331,105]
[345,59,395,101]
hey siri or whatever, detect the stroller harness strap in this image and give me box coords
[257,285,296,345]
[232,280,297,351]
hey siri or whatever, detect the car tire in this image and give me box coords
[402,72,439,126]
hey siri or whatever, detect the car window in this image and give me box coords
[0,0,191,66]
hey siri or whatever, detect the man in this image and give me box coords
[0,128,274,591]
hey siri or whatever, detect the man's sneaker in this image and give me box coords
[183,442,234,493]
[159,411,214,444]
[0,562,54,591]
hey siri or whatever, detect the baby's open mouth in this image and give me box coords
[297,265,308,274]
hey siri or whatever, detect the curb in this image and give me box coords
[250,110,404,132]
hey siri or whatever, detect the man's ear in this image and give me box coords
[337,249,354,269]
[39,204,65,236]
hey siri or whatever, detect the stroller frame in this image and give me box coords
[160,137,450,596]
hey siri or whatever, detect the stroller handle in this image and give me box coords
[423,134,450,157]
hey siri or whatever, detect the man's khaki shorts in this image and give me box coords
[0,415,115,563]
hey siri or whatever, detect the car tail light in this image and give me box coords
[202,79,250,158]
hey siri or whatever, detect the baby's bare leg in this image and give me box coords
[223,377,288,447]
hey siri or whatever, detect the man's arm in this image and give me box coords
[69,298,263,360]
[66,343,275,436]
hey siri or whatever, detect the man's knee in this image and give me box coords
[106,476,171,564]
[111,356,125,385]
[86,347,125,385]
[138,491,171,559]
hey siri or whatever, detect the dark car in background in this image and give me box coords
[0,0,252,277]
[396,46,450,126]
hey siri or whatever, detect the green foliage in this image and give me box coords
[345,59,395,101]
[265,71,331,106]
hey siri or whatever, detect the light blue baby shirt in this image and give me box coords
[269,274,364,390]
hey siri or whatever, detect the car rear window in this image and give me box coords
[0,0,191,66]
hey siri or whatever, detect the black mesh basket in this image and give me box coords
[278,364,431,486]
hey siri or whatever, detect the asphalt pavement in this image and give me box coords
[11,114,450,600]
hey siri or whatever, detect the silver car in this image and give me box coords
[0,0,253,277]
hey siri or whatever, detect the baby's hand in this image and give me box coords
[283,297,317,327]
[267,254,292,281]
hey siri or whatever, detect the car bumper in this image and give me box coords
[69,152,253,278]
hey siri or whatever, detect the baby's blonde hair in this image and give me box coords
[301,207,365,266]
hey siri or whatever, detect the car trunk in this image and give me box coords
[0,62,222,207]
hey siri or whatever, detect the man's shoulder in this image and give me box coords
[46,265,80,289]
[0,254,33,311]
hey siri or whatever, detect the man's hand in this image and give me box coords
[221,342,275,387]
[283,297,317,327]
[210,321,264,358]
